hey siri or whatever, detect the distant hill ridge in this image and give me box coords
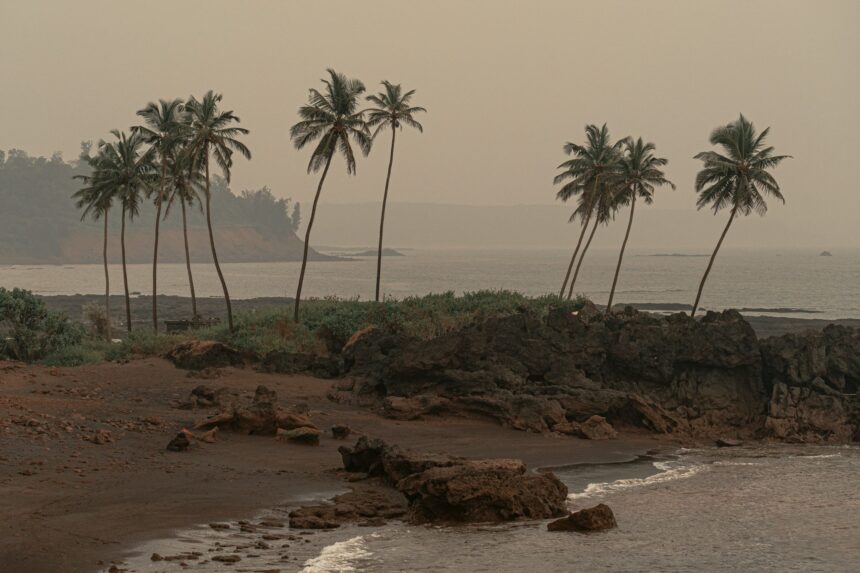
[0,148,328,264]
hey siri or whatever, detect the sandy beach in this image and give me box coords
[0,358,665,573]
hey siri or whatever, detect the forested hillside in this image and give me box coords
[0,147,323,263]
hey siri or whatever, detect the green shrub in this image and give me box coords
[0,287,85,361]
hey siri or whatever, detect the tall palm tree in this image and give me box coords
[691,114,790,317]
[93,130,156,333]
[289,69,371,321]
[164,149,203,319]
[134,98,186,333]
[604,138,675,314]
[185,91,251,331]
[365,81,426,302]
[73,152,114,340]
[554,124,622,299]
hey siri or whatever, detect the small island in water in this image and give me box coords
[819,250,832,256]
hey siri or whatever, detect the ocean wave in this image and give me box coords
[301,534,378,573]
[567,461,707,501]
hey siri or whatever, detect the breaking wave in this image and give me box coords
[568,461,707,501]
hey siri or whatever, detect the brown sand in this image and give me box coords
[0,358,664,573]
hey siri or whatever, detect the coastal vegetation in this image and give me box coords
[2,290,586,367]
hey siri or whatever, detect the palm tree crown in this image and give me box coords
[555,123,623,212]
[289,69,371,173]
[94,129,157,215]
[609,137,675,206]
[185,91,251,181]
[133,99,187,164]
[694,114,790,216]
[365,81,426,137]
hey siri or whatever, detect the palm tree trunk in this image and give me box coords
[181,197,198,319]
[375,128,397,302]
[606,195,636,314]
[567,214,600,300]
[294,152,334,322]
[103,209,111,341]
[559,211,591,298]
[120,204,132,334]
[204,154,233,331]
[691,205,737,317]
[151,160,166,333]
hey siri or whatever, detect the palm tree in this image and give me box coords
[605,138,675,314]
[554,124,622,299]
[365,81,426,302]
[93,130,156,333]
[289,69,371,321]
[164,149,203,319]
[134,98,186,333]
[691,114,790,317]
[73,151,114,340]
[185,91,251,332]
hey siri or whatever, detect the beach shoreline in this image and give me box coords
[0,357,666,573]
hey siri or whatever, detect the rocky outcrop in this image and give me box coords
[761,325,860,442]
[165,341,247,371]
[547,504,617,532]
[336,437,567,525]
[194,385,317,436]
[332,308,860,443]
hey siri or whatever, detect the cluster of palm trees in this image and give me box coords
[555,114,789,316]
[74,70,426,335]
[74,91,250,336]
[289,69,425,320]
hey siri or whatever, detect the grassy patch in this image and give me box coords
[30,290,589,366]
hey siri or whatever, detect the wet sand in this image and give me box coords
[0,358,663,573]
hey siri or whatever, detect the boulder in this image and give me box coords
[165,340,245,371]
[288,486,407,529]
[399,459,568,524]
[715,437,742,448]
[554,415,617,440]
[194,385,318,436]
[331,424,351,439]
[166,431,192,452]
[338,438,567,525]
[547,503,617,532]
[277,426,321,445]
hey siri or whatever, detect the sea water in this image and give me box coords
[109,445,860,573]
[3,247,860,320]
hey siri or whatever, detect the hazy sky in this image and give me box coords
[2,0,858,246]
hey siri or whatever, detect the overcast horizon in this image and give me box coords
[2,0,859,247]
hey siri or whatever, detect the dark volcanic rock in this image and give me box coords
[166,431,192,452]
[337,437,567,525]
[547,504,617,532]
[288,486,408,529]
[194,385,317,436]
[258,350,342,378]
[761,325,860,442]
[165,340,246,371]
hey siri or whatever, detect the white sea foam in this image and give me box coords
[568,461,707,501]
[301,534,378,573]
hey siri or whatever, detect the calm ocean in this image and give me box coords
[2,247,858,320]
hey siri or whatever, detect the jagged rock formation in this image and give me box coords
[331,306,860,443]
[337,437,568,524]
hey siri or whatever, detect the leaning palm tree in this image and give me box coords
[73,153,114,340]
[289,69,371,321]
[554,124,622,298]
[604,138,675,313]
[185,91,251,331]
[94,130,156,332]
[134,98,186,333]
[691,114,790,317]
[365,81,426,302]
[164,149,203,319]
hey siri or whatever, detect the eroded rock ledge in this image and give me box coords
[289,437,567,529]
[329,306,860,443]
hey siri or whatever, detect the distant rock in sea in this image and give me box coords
[819,251,832,256]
